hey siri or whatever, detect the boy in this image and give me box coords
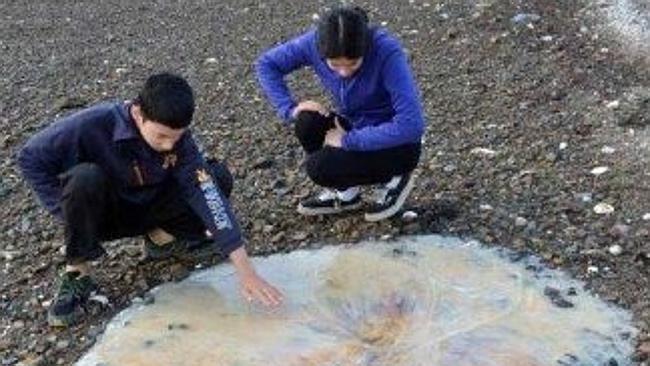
[18,73,282,326]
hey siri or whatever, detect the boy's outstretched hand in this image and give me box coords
[239,270,284,308]
[229,246,284,308]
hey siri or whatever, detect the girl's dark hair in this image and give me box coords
[317,6,370,59]
[134,72,195,129]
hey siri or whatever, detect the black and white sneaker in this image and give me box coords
[364,174,415,222]
[297,189,362,216]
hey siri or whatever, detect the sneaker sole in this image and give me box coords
[364,176,415,222]
[297,201,363,216]
[47,308,81,328]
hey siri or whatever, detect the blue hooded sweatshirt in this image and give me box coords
[256,27,425,152]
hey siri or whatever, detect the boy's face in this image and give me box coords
[131,105,186,152]
[326,57,363,78]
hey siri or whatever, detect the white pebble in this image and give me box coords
[479,204,494,211]
[642,213,650,221]
[593,203,615,214]
[402,211,418,221]
[590,166,609,176]
[470,147,497,157]
[587,265,599,274]
[205,57,218,64]
[311,13,319,21]
[605,100,619,109]
[559,142,568,150]
[541,35,553,42]
[601,146,616,154]
[608,245,623,256]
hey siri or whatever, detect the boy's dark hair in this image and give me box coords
[317,6,370,59]
[134,73,194,129]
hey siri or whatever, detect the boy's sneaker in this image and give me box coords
[297,189,362,216]
[143,235,188,260]
[48,271,97,327]
[364,174,415,222]
[143,234,217,260]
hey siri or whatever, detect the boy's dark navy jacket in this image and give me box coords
[256,27,425,151]
[17,101,242,255]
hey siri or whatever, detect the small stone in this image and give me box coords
[590,166,609,176]
[587,265,599,274]
[55,340,69,350]
[593,203,614,214]
[578,193,593,203]
[470,147,496,157]
[540,35,553,42]
[609,224,631,239]
[169,263,189,281]
[13,320,25,329]
[545,152,557,162]
[514,217,528,227]
[271,231,285,243]
[311,13,319,21]
[608,244,623,256]
[205,57,218,64]
[291,231,308,241]
[443,164,456,173]
[479,204,493,211]
[402,211,418,222]
[511,13,541,24]
[643,213,650,221]
[558,142,568,150]
[606,100,620,109]
[262,225,274,234]
[601,146,616,154]
[0,340,12,352]
[1,250,19,261]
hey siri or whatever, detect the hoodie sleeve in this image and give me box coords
[173,134,243,255]
[256,30,315,122]
[17,116,81,218]
[341,46,425,151]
